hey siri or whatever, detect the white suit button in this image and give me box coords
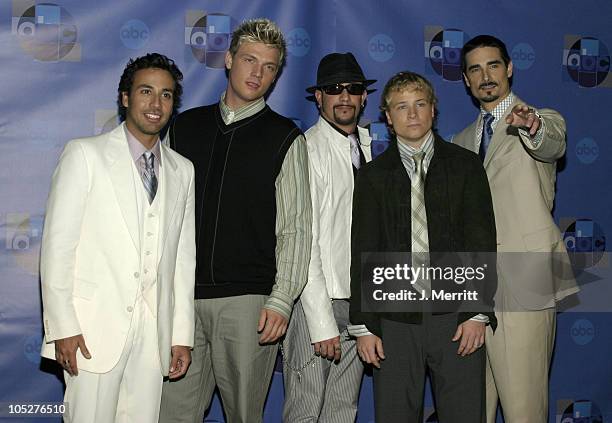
[133,272,140,278]
[127,306,133,312]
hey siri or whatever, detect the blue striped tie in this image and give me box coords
[142,151,157,204]
[479,113,495,161]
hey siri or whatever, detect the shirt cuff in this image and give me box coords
[264,288,294,321]
[347,324,374,337]
[469,313,490,324]
[518,110,545,148]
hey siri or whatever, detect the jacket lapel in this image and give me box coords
[105,123,140,253]
[157,144,181,263]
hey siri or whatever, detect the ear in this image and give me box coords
[361,91,367,107]
[385,110,393,126]
[507,61,514,79]
[121,91,129,108]
[430,104,435,118]
[314,90,322,108]
[225,51,233,70]
[463,72,471,87]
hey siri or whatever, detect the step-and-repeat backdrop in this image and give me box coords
[1,0,610,421]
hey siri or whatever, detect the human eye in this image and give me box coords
[162,92,173,99]
[140,88,151,95]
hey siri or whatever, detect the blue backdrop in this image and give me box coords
[1,1,610,421]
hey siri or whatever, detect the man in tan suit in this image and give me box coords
[453,35,579,423]
[40,53,195,422]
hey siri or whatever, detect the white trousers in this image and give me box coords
[63,297,162,423]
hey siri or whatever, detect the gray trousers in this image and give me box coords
[282,300,364,422]
[373,314,486,423]
[159,295,278,423]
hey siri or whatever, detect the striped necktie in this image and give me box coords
[348,134,361,170]
[142,151,157,204]
[411,151,430,296]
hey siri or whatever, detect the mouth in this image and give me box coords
[334,105,355,112]
[246,81,261,90]
[144,113,162,122]
[479,82,497,90]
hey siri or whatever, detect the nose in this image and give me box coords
[251,64,263,79]
[150,94,162,109]
[483,68,491,81]
[338,87,351,100]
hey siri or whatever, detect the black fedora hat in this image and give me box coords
[306,52,376,93]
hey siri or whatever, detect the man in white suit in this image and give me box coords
[40,53,196,422]
[453,35,579,423]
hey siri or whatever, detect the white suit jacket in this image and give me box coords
[301,118,372,343]
[40,123,195,375]
[453,96,578,310]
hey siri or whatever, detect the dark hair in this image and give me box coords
[461,35,511,73]
[117,53,183,121]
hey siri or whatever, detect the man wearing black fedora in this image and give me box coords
[282,52,375,422]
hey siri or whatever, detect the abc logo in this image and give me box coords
[120,19,149,50]
[511,43,535,70]
[425,28,467,81]
[369,34,395,62]
[12,3,79,61]
[575,137,599,164]
[563,36,611,87]
[570,319,595,345]
[287,28,311,57]
[23,334,42,365]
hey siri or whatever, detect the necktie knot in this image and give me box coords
[479,113,495,161]
[142,151,157,204]
[483,113,494,134]
[413,151,425,175]
[144,151,155,170]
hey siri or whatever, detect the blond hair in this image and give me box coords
[380,71,438,112]
[229,18,286,66]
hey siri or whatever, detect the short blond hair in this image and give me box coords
[229,18,286,66]
[380,71,438,112]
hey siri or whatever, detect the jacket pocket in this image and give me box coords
[522,226,560,252]
[73,279,98,300]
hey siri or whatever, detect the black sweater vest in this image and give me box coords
[170,103,301,299]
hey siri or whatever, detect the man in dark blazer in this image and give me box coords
[349,71,497,422]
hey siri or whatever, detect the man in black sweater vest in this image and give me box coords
[349,71,497,422]
[159,19,312,423]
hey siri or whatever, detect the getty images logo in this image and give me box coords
[286,28,311,57]
[11,0,80,61]
[368,34,395,62]
[120,19,149,50]
[424,26,469,81]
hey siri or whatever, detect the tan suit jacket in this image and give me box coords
[453,96,578,310]
[40,123,196,375]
